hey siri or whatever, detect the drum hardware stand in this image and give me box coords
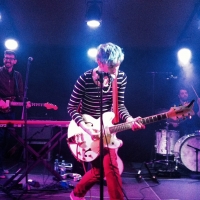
[134,162,159,183]
[153,123,179,177]
[144,162,159,183]
[187,144,200,179]
[143,72,173,179]
[163,122,170,163]
[147,71,172,163]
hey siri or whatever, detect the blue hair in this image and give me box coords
[96,42,124,66]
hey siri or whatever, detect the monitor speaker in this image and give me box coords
[23,126,53,140]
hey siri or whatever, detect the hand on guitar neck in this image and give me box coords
[0,99,8,109]
[126,116,145,130]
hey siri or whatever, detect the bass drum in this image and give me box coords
[174,133,200,172]
[155,129,180,155]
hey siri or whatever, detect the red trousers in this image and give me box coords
[73,148,124,200]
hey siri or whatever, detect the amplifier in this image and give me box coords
[23,126,53,140]
[23,140,51,161]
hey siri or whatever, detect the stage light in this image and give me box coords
[177,48,192,67]
[87,48,97,58]
[4,39,18,50]
[177,48,193,80]
[86,1,102,28]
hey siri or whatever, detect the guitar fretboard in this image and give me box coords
[11,102,45,107]
[140,113,167,124]
[109,113,167,133]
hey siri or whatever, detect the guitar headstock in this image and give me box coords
[44,102,58,110]
[167,100,195,121]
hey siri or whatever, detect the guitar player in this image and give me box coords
[0,50,24,179]
[67,42,145,200]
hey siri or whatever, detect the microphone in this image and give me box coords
[96,70,109,77]
[96,70,113,83]
[28,57,33,62]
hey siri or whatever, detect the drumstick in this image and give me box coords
[191,85,199,98]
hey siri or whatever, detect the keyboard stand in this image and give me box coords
[2,127,67,195]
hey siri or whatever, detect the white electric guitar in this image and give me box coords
[67,101,194,163]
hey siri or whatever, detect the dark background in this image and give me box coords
[0,0,200,165]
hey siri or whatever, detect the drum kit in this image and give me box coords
[155,122,200,173]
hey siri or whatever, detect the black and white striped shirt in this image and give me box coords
[67,69,132,125]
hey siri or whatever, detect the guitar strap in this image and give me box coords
[112,78,119,124]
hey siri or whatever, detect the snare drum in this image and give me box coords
[174,133,200,172]
[155,129,180,155]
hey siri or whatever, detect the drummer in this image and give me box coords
[168,87,200,137]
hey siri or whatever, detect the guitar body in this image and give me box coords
[67,112,123,162]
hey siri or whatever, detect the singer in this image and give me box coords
[67,42,145,200]
[0,50,24,179]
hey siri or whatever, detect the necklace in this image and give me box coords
[103,82,112,93]
[95,79,112,93]
[93,67,112,93]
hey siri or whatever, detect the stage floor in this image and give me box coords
[0,160,199,200]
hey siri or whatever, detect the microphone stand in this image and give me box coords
[97,72,105,200]
[21,57,33,191]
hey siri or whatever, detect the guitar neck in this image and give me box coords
[109,112,167,133]
[11,102,45,107]
[140,112,167,125]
